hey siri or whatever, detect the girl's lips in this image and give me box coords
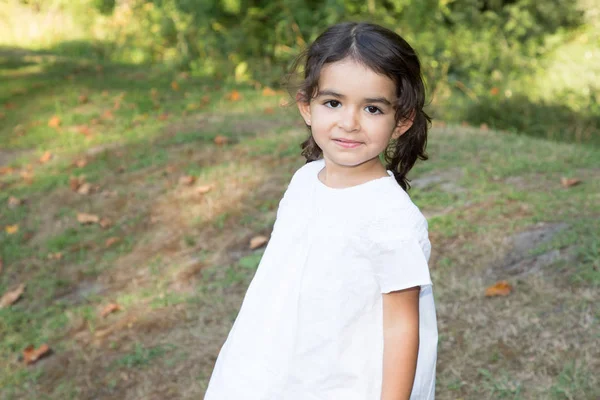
[333,139,362,148]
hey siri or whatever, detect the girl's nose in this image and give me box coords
[338,107,360,132]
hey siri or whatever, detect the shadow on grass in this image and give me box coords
[463,94,600,146]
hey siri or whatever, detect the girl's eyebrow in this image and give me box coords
[316,89,392,106]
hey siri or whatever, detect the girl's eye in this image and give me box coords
[324,100,341,108]
[365,105,382,115]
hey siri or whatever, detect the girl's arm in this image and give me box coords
[380,286,420,400]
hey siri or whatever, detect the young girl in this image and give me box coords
[205,22,437,400]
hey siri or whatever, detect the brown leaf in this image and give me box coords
[77,125,92,137]
[262,87,276,96]
[264,107,275,114]
[485,280,512,297]
[227,90,241,101]
[48,116,61,128]
[4,102,15,109]
[195,185,213,195]
[214,135,229,145]
[0,111,5,119]
[171,81,180,91]
[157,113,170,121]
[479,123,489,131]
[77,213,100,224]
[5,224,18,235]
[20,170,34,184]
[39,151,52,164]
[100,303,122,318]
[76,182,92,195]
[99,217,112,229]
[0,283,25,308]
[69,175,85,191]
[72,158,88,168]
[105,237,120,247]
[560,177,581,188]
[78,94,89,104]
[0,166,14,175]
[23,344,51,365]
[8,196,23,208]
[101,110,114,120]
[179,175,196,186]
[47,252,63,260]
[490,87,500,96]
[249,235,269,250]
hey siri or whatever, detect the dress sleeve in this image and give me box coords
[365,210,433,294]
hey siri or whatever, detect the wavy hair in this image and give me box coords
[287,22,430,191]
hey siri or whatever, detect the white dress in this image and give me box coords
[204,158,437,399]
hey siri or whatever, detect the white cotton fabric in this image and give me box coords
[204,158,438,400]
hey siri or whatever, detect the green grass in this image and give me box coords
[1,47,599,399]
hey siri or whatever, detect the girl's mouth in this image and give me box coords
[333,139,362,148]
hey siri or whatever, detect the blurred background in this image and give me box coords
[1,1,598,399]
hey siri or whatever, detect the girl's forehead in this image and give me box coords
[318,59,396,98]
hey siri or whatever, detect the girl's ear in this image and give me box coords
[391,110,416,140]
[296,91,312,127]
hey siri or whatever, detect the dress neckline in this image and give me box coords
[314,159,395,192]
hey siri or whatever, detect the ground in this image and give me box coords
[0,50,599,399]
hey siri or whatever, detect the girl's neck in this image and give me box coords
[318,158,389,189]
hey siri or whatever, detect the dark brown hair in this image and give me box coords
[288,22,430,191]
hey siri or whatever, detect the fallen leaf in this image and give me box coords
[214,135,229,145]
[39,151,52,164]
[5,224,18,234]
[479,123,489,131]
[484,280,512,297]
[99,217,112,229]
[73,158,88,168]
[490,87,500,96]
[23,344,51,365]
[171,81,180,91]
[77,125,92,137]
[179,175,196,186]
[105,237,120,247]
[20,170,34,184]
[227,90,242,101]
[47,252,63,260]
[13,124,26,135]
[262,87,276,96]
[560,177,581,188]
[100,303,122,318]
[78,94,89,104]
[101,90,109,97]
[48,116,61,128]
[279,97,289,107]
[0,166,14,175]
[4,103,15,109]
[0,283,25,308]
[102,110,114,120]
[0,112,4,119]
[264,107,275,114]
[157,113,170,121]
[8,196,23,208]
[249,235,269,250]
[195,185,213,194]
[76,182,92,195]
[77,213,100,224]
[69,175,86,191]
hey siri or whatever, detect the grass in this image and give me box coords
[1,47,599,400]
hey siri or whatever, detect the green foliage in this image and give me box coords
[4,0,599,143]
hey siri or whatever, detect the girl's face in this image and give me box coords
[298,58,412,174]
